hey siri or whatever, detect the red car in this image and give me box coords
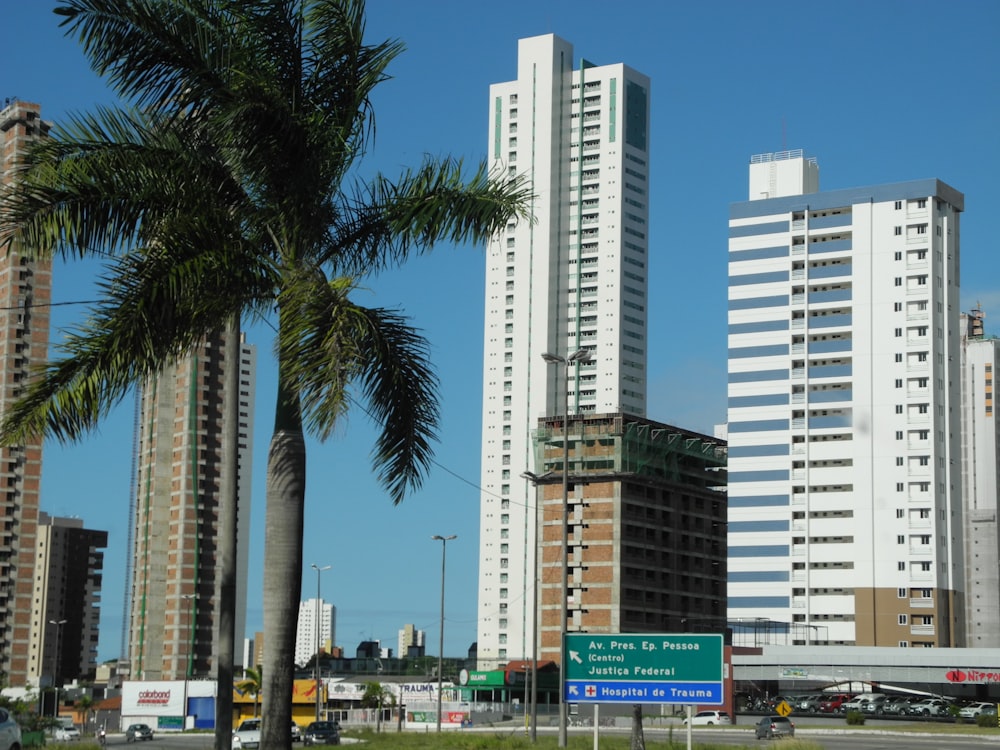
[818,694,852,713]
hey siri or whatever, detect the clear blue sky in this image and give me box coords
[5,0,999,664]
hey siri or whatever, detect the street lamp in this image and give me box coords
[520,470,553,743]
[432,535,456,733]
[48,619,67,717]
[541,348,591,748]
[311,564,331,722]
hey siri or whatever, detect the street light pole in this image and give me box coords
[541,348,591,749]
[432,535,456,733]
[520,470,553,743]
[48,619,67,718]
[311,564,331,723]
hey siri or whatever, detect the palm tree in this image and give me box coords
[0,2,531,749]
[235,667,263,718]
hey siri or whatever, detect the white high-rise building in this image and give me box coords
[960,307,1000,647]
[477,34,650,668]
[726,150,965,647]
[295,598,334,667]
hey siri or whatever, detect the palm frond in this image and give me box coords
[328,158,534,274]
[275,273,439,504]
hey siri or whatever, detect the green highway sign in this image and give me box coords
[563,633,724,704]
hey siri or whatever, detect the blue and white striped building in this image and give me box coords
[726,151,965,647]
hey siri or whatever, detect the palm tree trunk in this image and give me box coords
[630,704,645,750]
[260,368,306,750]
[214,318,240,749]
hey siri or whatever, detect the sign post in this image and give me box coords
[563,633,723,705]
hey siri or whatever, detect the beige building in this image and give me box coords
[28,513,108,687]
[127,332,255,679]
[0,100,53,686]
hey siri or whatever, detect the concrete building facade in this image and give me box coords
[28,513,108,688]
[960,306,1000,647]
[477,34,651,670]
[397,623,425,658]
[726,150,965,647]
[127,332,255,679]
[295,598,334,667]
[0,100,53,686]
[527,412,727,661]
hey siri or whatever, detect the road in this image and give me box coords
[80,726,1000,750]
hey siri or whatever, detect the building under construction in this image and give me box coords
[527,412,728,662]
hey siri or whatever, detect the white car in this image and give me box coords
[53,725,82,741]
[959,701,995,719]
[232,718,261,750]
[683,710,732,725]
[0,709,21,750]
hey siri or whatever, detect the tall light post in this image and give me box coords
[541,348,591,748]
[48,619,67,717]
[432,534,456,733]
[520,470,552,743]
[311,564,331,722]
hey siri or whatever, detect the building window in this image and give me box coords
[896,431,903,440]
[895,405,903,414]
[897,535,905,544]
[896,483,904,491]
[898,561,906,571]
[894,227,902,236]
[895,353,903,362]
[896,509,904,518]
[896,457,904,466]
[894,201,902,210]
[895,328,902,337]
[894,302,902,312]
[898,614,908,625]
[894,277,902,286]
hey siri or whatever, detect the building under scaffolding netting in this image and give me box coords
[525,412,729,662]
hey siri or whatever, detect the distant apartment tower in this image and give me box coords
[477,34,651,670]
[398,623,425,658]
[28,513,108,687]
[726,150,965,647]
[0,100,53,687]
[295,598,334,667]
[528,412,727,659]
[128,332,255,679]
[960,306,1000,647]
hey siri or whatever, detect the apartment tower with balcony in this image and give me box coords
[726,150,964,647]
[0,100,53,686]
[28,513,108,687]
[959,306,1000,647]
[477,35,650,668]
[128,332,255,679]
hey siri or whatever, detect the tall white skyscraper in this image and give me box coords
[295,598,334,667]
[959,307,1000,647]
[726,150,965,647]
[477,34,650,668]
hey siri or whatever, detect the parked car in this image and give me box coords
[54,725,82,741]
[905,697,952,717]
[684,710,732,725]
[126,723,154,742]
[840,694,873,713]
[0,708,22,750]
[232,718,261,749]
[303,720,340,746]
[840,693,886,714]
[861,694,889,714]
[797,694,825,712]
[882,696,917,715]
[959,701,995,719]
[754,716,795,739]
[818,693,852,713]
[291,721,302,742]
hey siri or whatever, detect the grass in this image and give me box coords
[342,727,826,749]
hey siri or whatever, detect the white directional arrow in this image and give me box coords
[569,650,583,664]
[568,684,580,696]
